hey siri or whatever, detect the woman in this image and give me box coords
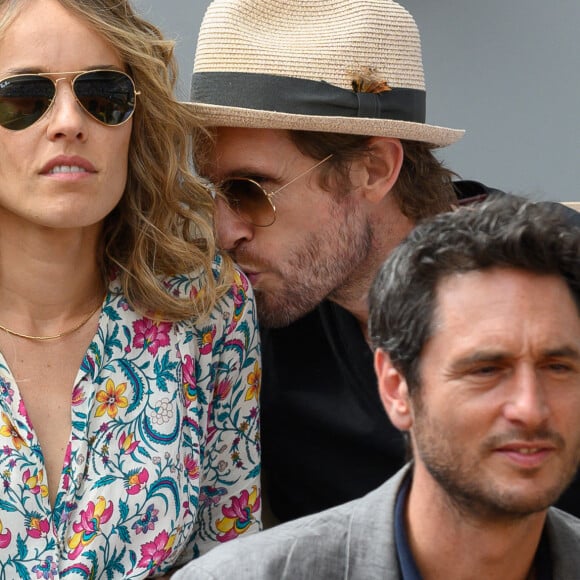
[0,0,261,577]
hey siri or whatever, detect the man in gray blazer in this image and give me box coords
[173,194,580,579]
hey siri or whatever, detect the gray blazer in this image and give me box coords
[173,466,580,579]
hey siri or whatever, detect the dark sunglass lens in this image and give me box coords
[74,71,135,125]
[0,76,54,130]
[222,179,275,226]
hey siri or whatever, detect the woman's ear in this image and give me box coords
[374,348,413,431]
[354,136,404,203]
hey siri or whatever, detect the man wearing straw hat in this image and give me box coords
[187,0,580,524]
[173,194,580,579]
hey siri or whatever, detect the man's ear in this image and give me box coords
[374,348,413,431]
[352,136,404,203]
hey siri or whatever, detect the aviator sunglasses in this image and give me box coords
[0,69,138,131]
[219,153,333,227]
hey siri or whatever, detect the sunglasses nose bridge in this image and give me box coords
[44,74,90,132]
[55,75,81,98]
[51,75,80,110]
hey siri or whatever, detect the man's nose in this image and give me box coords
[503,366,550,428]
[215,197,255,251]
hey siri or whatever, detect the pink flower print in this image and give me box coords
[118,432,139,455]
[233,268,249,296]
[0,518,11,548]
[188,283,207,304]
[216,486,261,542]
[214,379,233,401]
[26,513,50,539]
[126,468,149,495]
[18,399,30,423]
[182,355,197,404]
[132,319,172,355]
[22,468,49,498]
[137,530,176,570]
[229,269,249,324]
[71,384,85,407]
[68,496,114,559]
[199,327,216,355]
[184,454,199,480]
[63,444,72,465]
[61,444,72,491]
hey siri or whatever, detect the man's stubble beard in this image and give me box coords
[412,395,579,522]
[254,206,374,328]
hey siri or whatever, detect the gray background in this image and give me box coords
[133,0,580,202]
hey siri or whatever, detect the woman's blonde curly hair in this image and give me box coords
[0,0,233,322]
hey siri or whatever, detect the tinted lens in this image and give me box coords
[74,70,136,126]
[221,178,276,227]
[0,76,54,130]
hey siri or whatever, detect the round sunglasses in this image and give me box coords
[219,154,333,227]
[0,69,138,131]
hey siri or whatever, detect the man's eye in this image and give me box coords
[471,365,500,376]
[545,362,573,373]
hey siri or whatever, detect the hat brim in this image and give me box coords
[185,102,464,147]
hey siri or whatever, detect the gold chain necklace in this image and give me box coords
[0,298,104,341]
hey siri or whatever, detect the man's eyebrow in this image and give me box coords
[451,351,509,368]
[451,346,580,368]
[222,167,274,179]
[541,346,580,360]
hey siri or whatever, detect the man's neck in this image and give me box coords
[327,269,371,332]
[406,468,547,580]
[327,204,415,344]
[335,298,370,344]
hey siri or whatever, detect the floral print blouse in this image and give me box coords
[0,259,261,579]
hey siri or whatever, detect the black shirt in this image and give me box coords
[262,299,404,521]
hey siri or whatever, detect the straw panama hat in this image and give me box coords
[187,0,464,147]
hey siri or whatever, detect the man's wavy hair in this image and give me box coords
[369,194,580,392]
[0,0,233,321]
[288,132,458,221]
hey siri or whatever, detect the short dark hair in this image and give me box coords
[368,194,580,391]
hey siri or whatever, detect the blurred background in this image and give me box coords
[133,0,580,202]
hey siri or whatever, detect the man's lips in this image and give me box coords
[494,442,557,468]
[241,270,260,286]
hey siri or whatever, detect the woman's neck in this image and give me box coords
[0,220,104,333]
